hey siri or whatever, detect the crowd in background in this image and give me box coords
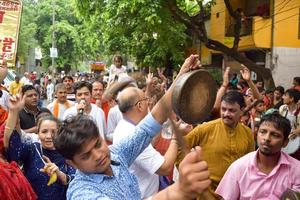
[0,54,299,200]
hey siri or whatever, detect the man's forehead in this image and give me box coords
[78,136,102,154]
[57,89,67,93]
[259,122,282,133]
[25,89,37,95]
[221,101,240,108]
[64,78,73,82]
[77,87,90,92]
[93,82,103,88]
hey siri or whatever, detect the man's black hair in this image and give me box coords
[285,89,300,103]
[259,113,291,140]
[274,86,285,95]
[62,75,74,82]
[293,77,300,85]
[73,81,92,94]
[21,84,37,95]
[54,115,100,160]
[221,91,245,108]
[265,88,274,94]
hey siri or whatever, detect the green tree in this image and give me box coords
[73,0,274,87]
[18,0,103,71]
[73,0,191,69]
[17,0,38,62]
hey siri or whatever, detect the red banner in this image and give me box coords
[0,0,22,67]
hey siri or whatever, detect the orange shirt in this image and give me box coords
[91,98,110,121]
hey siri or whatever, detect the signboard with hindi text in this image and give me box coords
[0,0,22,67]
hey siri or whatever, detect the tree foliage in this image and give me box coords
[73,0,274,87]
[18,0,103,70]
[17,0,38,61]
[72,0,196,68]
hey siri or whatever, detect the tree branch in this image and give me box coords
[224,0,235,18]
[204,39,274,88]
[224,0,241,50]
[165,0,275,88]
[195,0,208,44]
[165,0,194,29]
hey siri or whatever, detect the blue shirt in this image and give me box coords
[67,113,162,200]
[7,131,76,200]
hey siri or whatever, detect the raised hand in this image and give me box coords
[145,72,154,87]
[157,68,167,82]
[8,94,25,112]
[178,54,201,76]
[222,67,230,87]
[289,129,300,140]
[77,99,86,114]
[240,65,251,81]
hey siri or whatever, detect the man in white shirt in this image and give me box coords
[47,83,74,120]
[20,72,32,85]
[113,87,178,199]
[46,79,55,103]
[106,105,123,142]
[63,81,107,138]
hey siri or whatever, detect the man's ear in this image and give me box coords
[66,159,77,169]
[282,138,289,148]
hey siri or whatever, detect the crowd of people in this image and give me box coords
[0,54,299,200]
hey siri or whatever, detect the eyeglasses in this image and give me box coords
[134,97,150,106]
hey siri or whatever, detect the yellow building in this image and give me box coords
[204,0,300,88]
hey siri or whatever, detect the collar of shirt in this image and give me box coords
[123,117,136,126]
[24,106,41,115]
[251,150,291,176]
[75,154,121,184]
[220,118,242,132]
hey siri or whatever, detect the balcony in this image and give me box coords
[225,18,253,37]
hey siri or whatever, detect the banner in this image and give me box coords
[0,0,22,67]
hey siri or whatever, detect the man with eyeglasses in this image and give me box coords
[113,87,178,199]
[54,55,211,200]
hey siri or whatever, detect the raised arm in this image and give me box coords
[145,72,155,99]
[151,55,200,124]
[240,65,262,100]
[115,55,201,166]
[213,67,230,110]
[4,94,25,149]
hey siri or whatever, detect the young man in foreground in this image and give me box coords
[54,55,211,199]
[216,113,300,199]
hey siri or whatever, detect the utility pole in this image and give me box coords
[51,0,55,69]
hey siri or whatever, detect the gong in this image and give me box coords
[172,69,217,124]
